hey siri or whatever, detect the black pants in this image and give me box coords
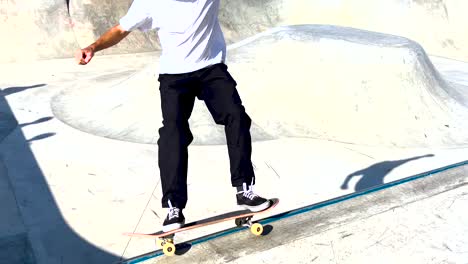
[157,63,255,209]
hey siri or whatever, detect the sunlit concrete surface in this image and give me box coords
[124,162,468,264]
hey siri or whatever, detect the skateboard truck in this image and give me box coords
[156,234,176,256]
[234,216,264,236]
[156,216,264,256]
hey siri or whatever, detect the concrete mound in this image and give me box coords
[50,62,273,146]
[227,25,468,148]
[51,25,468,148]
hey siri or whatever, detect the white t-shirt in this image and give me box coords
[119,0,226,74]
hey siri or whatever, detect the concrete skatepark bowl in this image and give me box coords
[1,0,467,263]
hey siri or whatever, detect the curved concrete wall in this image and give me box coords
[0,0,79,63]
[219,0,468,61]
[2,0,467,63]
[0,0,160,63]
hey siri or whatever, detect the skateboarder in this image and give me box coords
[74,0,271,232]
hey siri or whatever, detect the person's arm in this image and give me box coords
[74,24,130,65]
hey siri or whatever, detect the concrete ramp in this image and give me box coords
[227,25,468,148]
[120,161,468,263]
[51,25,468,148]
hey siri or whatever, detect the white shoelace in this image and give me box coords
[238,182,258,200]
[167,200,180,220]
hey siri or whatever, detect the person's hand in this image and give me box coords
[75,47,95,65]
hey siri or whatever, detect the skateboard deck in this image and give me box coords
[123,198,279,256]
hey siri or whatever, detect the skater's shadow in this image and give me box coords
[340,154,435,192]
[19,116,54,128]
[1,84,46,96]
[0,85,118,263]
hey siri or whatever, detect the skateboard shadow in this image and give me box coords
[175,243,192,256]
[261,225,274,236]
[340,154,435,192]
[170,224,274,256]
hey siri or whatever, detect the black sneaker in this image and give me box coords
[236,183,271,212]
[162,201,185,232]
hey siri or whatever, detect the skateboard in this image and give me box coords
[123,198,279,256]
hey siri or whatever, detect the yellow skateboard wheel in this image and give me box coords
[162,242,176,256]
[250,223,263,236]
